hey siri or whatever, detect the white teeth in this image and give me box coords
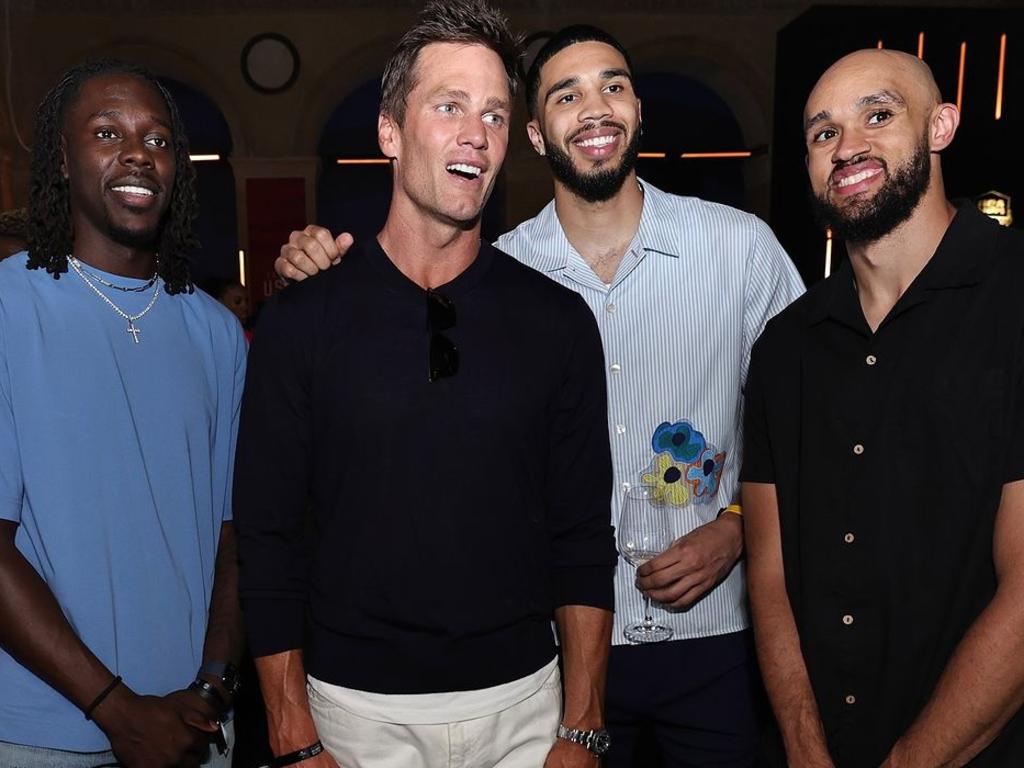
[576,135,616,148]
[446,163,482,177]
[837,169,880,188]
[112,185,154,196]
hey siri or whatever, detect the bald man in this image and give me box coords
[742,50,1024,767]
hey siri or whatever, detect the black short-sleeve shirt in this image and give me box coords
[742,204,1024,767]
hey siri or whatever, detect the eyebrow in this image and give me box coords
[803,90,907,133]
[431,88,510,112]
[544,67,633,103]
[89,109,172,130]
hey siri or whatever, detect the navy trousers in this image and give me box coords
[604,630,762,767]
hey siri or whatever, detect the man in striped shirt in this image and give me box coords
[277,25,804,767]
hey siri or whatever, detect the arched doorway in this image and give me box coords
[159,78,238,285]
[634,72,748,210]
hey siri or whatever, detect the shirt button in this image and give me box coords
[844,532,855,544]
[616,424,627,435]
[610,363,622,374]
[866,354,877,366]
[842,614,854,626]
[606,303,617,313]
[853,444,865,455]
[845,694,856,705]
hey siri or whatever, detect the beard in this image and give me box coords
[544,122,641,203]
[810,131,932,245]
[107,219,163,249]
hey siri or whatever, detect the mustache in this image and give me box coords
[566,120,628,143]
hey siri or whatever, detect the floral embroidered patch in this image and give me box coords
[641,453,691,506]
[651,420,706,463]
[642,420,725,507]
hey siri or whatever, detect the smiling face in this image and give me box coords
[378,42,511,229]
[528,41,640,203]
[803,50,954,243]
[61,73,175,254]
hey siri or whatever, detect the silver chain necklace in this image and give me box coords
[67,256,160,344]
[75,261,158,293]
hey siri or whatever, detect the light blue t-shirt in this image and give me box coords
[0,253,246,751]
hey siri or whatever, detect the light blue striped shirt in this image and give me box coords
[496,180,804,644]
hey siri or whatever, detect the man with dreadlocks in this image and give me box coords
[0,60,246,767]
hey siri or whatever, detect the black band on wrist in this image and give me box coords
[272,740,324,767]
[84,675,122,721]
[189,677,229,711]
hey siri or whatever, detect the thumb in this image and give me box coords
[333,232,355,261]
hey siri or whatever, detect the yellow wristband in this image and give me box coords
[719,503,742,518]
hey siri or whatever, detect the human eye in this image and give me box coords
[867,109,893,125]
[436,103,458,115]
[605,83,624,94]
[94,127,117,140]
[146,135,169,149]
[483,112,507,128]
[810,127,837,144]
[555,92,577,105]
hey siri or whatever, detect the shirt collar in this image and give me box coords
[803,200,1002,328]
[525,177,681,273]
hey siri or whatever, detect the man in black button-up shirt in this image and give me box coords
[743,49,1024,767]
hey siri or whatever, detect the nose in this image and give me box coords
[832,126,870,165]
[579,91,613,124]
[457,114,488,150]
[118,133,155,169]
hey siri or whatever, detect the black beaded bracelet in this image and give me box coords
[83,675,122,721]
[272,740,324,767]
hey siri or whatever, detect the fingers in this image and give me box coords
[276,226,349,282]
[643,570,715,609]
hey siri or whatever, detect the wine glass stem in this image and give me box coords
[642,593,654,627]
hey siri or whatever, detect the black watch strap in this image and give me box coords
[199,661,241,696]
[189,677,229,711]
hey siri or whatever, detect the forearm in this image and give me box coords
[749,577,833,764]
[553,604,611,729]
[202,522,245,667]
[255,649,321,756]
[885,582,1024,767]
[0,522,115,712]
[743,482,833,766]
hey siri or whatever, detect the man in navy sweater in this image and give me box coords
[232,3,617,768]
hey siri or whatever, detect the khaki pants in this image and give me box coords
[307,669,562,768]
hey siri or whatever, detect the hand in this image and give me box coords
[636,513,743,609]
[275,226,354,282]
[543,738,599,768]
[92,685,219,768]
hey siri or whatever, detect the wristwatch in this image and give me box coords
[199,661,241,699]
[557,724,612,756]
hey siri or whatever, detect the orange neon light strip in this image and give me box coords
[876,40,884,50]
[957,42,967,112]
[996,34,1007,120]
[679,151,753,159]
[336,158,390,165]
[189,154,221,162]
[917,32,925,60]
[638,152,666,159]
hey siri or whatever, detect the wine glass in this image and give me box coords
[618,484,674,643]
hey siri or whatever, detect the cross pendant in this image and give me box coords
[126,322,141,343]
